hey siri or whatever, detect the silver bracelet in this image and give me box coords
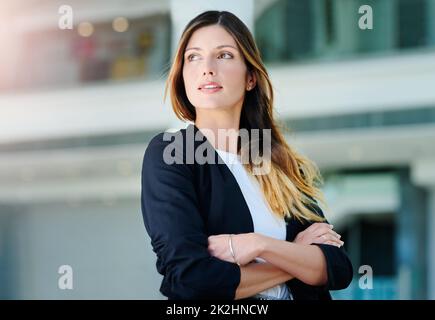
[228,234,240,266]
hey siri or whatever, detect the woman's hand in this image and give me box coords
[294,223,344,247]
[208,233,261,266]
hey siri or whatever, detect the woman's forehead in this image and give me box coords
[187,25,238,49]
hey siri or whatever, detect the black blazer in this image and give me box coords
[141,124,353,300]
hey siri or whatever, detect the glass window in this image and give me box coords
[6,14,171,91]
[255,0,434,64]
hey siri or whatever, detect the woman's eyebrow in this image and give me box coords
[184,45,238,52]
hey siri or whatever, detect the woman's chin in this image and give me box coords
[195,104,230,110]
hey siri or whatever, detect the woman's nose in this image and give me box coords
[203,58,216,76]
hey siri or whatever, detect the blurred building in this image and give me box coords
[0,0,434,299]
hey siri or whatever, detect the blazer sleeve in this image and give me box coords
[306,201,354,291]
[140,134,241,300]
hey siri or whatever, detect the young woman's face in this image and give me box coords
[182,24,253,111]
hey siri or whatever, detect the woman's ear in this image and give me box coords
[246,71,257,91]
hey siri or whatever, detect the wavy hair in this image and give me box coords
[164,10,326,223]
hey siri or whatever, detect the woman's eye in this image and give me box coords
[219,52,233,59]
[186,52,233,61]
[187,54,199,61]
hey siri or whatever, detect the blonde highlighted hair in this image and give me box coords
[164,11,326,223]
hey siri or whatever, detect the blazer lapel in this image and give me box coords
[189,124,255,234]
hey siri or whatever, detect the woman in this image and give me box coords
[141,10,353,300]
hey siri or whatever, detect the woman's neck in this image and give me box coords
[195,109,241,154]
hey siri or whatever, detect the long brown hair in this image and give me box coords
[164,10,326,223]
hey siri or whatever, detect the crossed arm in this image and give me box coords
[208,224,344,299]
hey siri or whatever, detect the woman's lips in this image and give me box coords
[198,81,223,93]
[199,87,223,94]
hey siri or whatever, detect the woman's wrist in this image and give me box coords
[252,232,268,257]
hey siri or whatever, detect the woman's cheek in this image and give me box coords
[183,73,197,96]
[224,66,247,89]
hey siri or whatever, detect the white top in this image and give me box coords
[215,149,292,300]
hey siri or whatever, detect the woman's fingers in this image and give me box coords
[324,240,343,247]
[311,225,341,240]
[316,234,344,247]
[295,223,344,247]
[308,223,332,233]
[328,229,341,239]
